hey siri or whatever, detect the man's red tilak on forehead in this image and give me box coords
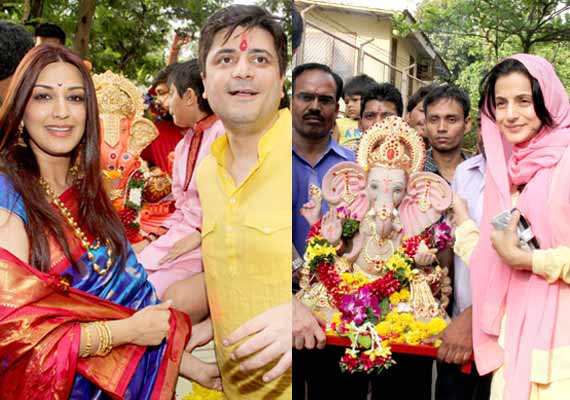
[239,30,248,51]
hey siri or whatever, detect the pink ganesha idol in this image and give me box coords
[299,116,453,323]
[94,71,173,243]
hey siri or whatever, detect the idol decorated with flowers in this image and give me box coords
[298,116,453,373]
[94,71,174,243]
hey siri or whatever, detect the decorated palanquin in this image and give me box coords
[93,71,174,243]
[298,116,454,373]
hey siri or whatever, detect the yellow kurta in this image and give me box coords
[196,109,292,399]
[454,217,570,399]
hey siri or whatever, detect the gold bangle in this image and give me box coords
[81,323,93,357]
[95,321,113,357]
[102,321,113,355]
[94,321,106,356]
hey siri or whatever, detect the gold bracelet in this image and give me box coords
[94,321,113,357]
[80,323,93,357]
[93,321,107,356]
[102,321,113,355]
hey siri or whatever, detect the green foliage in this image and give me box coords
[395,0,570,152]
[341,218,360,240]
[2,0,291,94]
[1,0,230,85]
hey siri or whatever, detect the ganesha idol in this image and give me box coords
[94,71,173,242]
[299,116,453,323]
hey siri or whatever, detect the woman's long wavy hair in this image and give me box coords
[0,45,127,273]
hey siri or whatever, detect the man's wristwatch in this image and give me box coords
[292,257,304,272]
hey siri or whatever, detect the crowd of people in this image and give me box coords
[1,2,570,400]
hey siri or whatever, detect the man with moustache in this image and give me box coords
[423,84,471,182]
[292,63,368,399]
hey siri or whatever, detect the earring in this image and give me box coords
[16,122,27,148]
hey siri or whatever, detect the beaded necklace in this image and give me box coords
[39,178,113,275]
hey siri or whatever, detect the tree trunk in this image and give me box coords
[73,0,96,59]
[22,0,44,24]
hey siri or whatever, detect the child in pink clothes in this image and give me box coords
[137,60,224,298]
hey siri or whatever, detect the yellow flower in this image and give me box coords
[305,241,336,261]
[330,312,342,325]
[399,288,411,301]
[385,311,399,322]
[389,292,401,305]
[404,331,421,346]
[391,321,406,334]
[182,383,223,400]
[427,317,447,336]
[433,339,443,348]
[375,321,392,336]
[398,313,414,324]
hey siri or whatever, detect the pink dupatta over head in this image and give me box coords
[471,54,570,399]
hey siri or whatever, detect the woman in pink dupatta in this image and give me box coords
[452,54,570,399]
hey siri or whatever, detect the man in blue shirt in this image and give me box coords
[292,63,355,256]
[292,63,367,400]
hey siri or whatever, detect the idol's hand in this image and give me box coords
[322,209,342,245]
[490,210,532,270]
[413,241,437,266]
[300,184,323,226]
[223,302,292,382]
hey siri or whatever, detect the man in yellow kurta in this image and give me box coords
[194,5,292,398]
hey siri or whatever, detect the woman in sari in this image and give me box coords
[452,54,570,399]
[0,45,220,398]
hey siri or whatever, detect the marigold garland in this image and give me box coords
[303,218,452,374]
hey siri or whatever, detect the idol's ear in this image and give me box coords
[399,171,452,237]
[322,161,370,221]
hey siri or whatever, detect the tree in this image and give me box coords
[22,0,43,24]
[73,0,96,59]
[1,0,230,85]
[393,0,570,151]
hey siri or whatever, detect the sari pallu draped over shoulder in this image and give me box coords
[470,54,570,399]
[0,249,191,399]
[0,183,191,400]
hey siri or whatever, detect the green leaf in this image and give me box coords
[357,335,372,348]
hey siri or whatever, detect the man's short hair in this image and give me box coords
[360,83,403,118]
[343,74,377,99]
[292,5,304,52]
[151,63,179,89]
[34,22,66,45]
[292,63,343,102]
[406,83,437,113]
[0,21,34,81]
[199,5,287,76]
[167,59,213,115]
[423,84,471,119]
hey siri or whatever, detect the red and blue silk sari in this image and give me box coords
[0,175,191,399]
